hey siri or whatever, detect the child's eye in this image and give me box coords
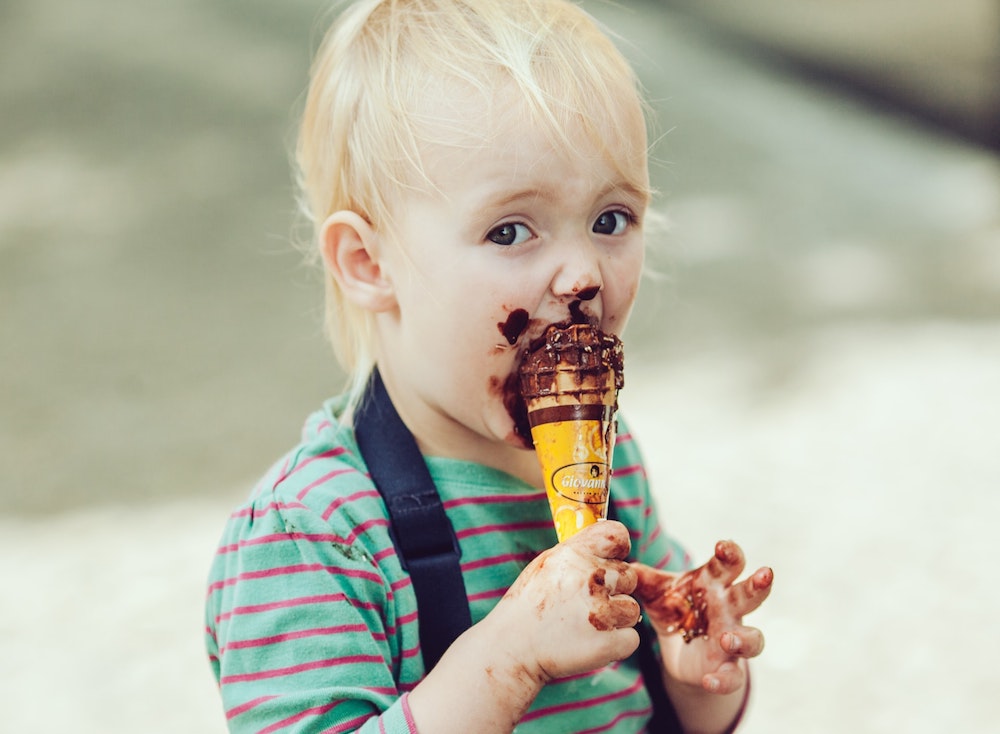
[592,210,633,236]
[487,222,533,247]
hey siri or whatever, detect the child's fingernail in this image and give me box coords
[707,676,720,692]
[728,634,741,652]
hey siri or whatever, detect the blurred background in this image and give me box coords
[1,0,998,731]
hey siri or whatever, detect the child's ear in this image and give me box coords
[320,211,396,312]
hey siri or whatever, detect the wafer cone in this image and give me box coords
[519,323,624,542]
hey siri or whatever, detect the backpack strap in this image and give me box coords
[353,369,472,671]
[355,370,681,731]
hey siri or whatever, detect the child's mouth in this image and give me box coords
[497,295,600,351]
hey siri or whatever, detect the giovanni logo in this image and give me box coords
[550,462,610,504]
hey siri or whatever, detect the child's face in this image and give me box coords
[375,95,648,462]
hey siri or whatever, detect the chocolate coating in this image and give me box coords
[518,323,624,406]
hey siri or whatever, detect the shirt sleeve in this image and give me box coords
[206,490,418,734]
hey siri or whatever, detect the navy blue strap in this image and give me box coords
[353,369,472,671]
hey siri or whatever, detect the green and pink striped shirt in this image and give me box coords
[205,396,689,733]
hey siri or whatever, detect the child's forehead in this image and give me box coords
[407,76,649,188]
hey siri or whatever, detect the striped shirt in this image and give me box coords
[205,395,690,733]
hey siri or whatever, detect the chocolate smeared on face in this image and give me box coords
[568,299,597,326]
[497,308,530,346]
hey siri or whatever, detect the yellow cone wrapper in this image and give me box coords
[519,323,624,542]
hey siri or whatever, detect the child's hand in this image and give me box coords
[633,541,773,695]
[494,520,642,684]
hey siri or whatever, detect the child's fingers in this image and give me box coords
[631,562,677,604]
[719,626,765,659]
[702,660,747,696]
[703,540,746,585]
[589,594,642,631]
[603,560,637,596]
[588,561,636,607]
[570,520,632,561]
[605,626,642,664]
[727,566,774,616]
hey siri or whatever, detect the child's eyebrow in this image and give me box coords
[484,181,649,210]
[609,181,652,207]
[488,187,558,209]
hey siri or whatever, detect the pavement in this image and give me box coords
[1,1,998,732]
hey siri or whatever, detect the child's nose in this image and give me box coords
[549,240,604,302]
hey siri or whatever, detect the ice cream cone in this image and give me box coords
[519,323,624,542]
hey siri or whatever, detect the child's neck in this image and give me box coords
[412,413,543,489]
[378,371,543,488]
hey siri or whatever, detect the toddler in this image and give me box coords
[205,1,773,732]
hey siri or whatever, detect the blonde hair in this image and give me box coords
[295,0,652,407]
